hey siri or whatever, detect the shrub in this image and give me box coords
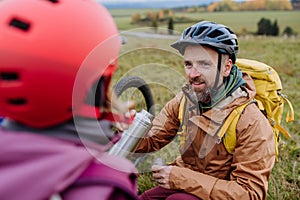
[257,17,279,36]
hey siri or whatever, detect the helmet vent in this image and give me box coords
[193,27,207,37]
[222,39,234,46]
[184,27,192,37]
[226,28,234,34]
[9,18,30,31]
[0,72,19,81]
[8,98,27,105]
[207,30,223,38]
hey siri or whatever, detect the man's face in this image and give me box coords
[183,45,231,102]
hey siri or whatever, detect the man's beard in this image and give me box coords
[195,87,211,104]
[189,77,212,104]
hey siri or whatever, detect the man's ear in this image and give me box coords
[223,58,232,77]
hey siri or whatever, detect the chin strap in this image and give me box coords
[197,52,223,111]
[212,52,223,94]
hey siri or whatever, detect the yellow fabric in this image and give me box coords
[177,96,187,146]
[217,102,249,154]
[236,58,294,159]
[281,94,294,122]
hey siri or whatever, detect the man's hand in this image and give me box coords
[152,165,173,189]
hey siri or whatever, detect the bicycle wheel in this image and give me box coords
[113,76,155,116]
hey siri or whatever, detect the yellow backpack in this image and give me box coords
[178,58,294,160]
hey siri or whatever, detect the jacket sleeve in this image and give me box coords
[134,93,182,153]
[169,104,276,200]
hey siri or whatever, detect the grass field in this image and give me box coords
[110,10,300,200]
[174,10,300,34]
[110,9,300,35]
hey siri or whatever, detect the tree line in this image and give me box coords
[199,0,293,12]
[257,18,295,36]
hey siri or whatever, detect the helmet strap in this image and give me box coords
[211,52,222,95]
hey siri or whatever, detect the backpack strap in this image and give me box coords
[263,92,294,139]
[177,96,188,147]
[281,94,294,122]
[272,92,294,139]
[272,121,291,139]
[216,101,253,154]
[177,96,255,154]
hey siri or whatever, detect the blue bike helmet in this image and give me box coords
[171,21,238,63]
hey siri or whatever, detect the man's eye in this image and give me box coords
[200,62,211,68]
[201,62,209,66]
[184,62,192,68]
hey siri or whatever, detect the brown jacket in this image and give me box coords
[135,73,275,200]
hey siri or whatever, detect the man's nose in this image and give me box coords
[189,66,201,77]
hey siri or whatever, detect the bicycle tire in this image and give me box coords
[113,76,155,116]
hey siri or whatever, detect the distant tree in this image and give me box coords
[283,26,294,36]
[257,17,272,35]
[207,2,218,12]
[131,13,141,24]
[145,11,154,21]
[257,18,280,36]
[218,0,239,11]
[208,0,292,11]
[168,9,173,17]
[266,0,292,10]
[271,19,279,36]
[168,18,174,35]
[151,18,158,33]
[158,10,164,21]
[239,0,292,10]
[240,0,266,10]
[187,6,198,13]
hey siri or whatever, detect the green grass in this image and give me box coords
[176,11,300,34]
[112,35,300,199]
[239,37,300,200]
[110,10,300,35]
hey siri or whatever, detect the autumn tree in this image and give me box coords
[158,10,164,21]
[240,0,266,10]
[266,0,292,10]
[207,2,218,12]
[218,0,239,11]
[239,0,292,10]
[168,10,173,18]
[131,13,141,24]
[145,11,155,21]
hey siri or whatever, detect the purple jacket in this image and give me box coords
[0,120,138,200]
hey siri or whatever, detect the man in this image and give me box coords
[136,21,275,199]
[0,0,137,199]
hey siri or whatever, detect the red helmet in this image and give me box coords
[0,0,121,128]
